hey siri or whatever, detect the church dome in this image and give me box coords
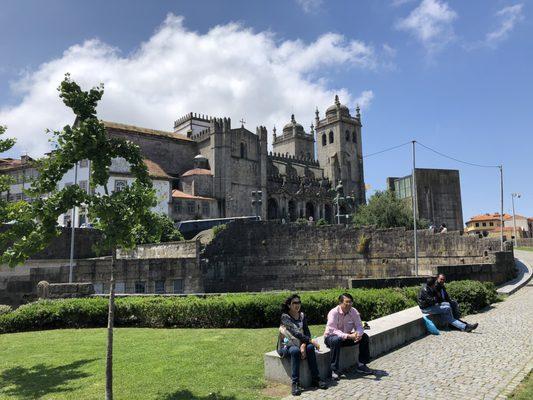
[325,95,351,117]
[282,114,305,135]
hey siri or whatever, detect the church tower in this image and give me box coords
[315,95,366,205]
[272,114,315,159]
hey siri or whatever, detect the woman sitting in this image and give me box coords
[277,294,327,396]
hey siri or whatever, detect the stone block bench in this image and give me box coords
[264,306,428,387]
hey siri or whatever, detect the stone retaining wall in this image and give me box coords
[201,221,512,292]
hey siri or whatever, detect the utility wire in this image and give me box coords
[363,141,411,159]
[416,141,500,169]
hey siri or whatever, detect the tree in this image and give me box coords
[0,125,16,223]
[352,190,429,229]
[132,211,184,244]
[0,75,156,400]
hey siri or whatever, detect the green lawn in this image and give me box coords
[508,370,533,399]
[516,247,533,252]
[0,326,323,400]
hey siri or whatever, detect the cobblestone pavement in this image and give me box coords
[294,274,533,398]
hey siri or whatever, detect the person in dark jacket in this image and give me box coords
[278,294,327,396]
[436,273,462,320]
[418,277,478,332]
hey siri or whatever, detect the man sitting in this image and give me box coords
[435,273,462,321]
[418,277,478,332]
[324,293,373,379]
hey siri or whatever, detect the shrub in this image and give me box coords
[212,224,227,237]
[316,218,327,226]
[356,234,370,254]
[295,218,308,225]
[0,304,13,316]
[0,281,499,334]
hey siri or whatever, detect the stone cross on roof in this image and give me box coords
[240,118,246,128]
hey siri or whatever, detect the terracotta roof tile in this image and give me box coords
[467,213,512,222]
[102,120,192,142]
[171,189,216,201]
[180,168,213,177]
[143,159,171,180]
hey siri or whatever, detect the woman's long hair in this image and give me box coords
[281,293,301,314]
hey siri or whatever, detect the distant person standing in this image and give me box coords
[439,223,448,233]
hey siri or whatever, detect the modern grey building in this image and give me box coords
[387,168,464,231]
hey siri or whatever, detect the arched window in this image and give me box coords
[352,131,357,143]
[240,142,247,158]
[322,133,327,146]
[329,131,334,144]
[345,130,350,141]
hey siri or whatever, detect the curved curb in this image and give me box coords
[497,254,533,295]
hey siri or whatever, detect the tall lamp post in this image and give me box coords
[511,193,521,247]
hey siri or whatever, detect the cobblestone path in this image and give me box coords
[296,259,533,399]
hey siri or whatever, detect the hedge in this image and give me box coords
[0,280,499,334]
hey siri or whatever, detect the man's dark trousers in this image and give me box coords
[324,333,370,373]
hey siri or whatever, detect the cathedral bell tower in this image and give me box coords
[315,95,366,205]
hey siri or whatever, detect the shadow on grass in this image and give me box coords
[0,359,97,398]
[161,390,238,400]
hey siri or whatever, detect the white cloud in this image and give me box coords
[395,0,458,53]
[354,90,374,109]
[295,0,323,14]
[391,0,417,7]
[486,4,524,46]
[0,14,379,157]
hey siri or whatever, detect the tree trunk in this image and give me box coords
[105,246,116,400]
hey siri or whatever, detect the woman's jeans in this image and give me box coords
[278,344,320,384]
[422,302,466,330]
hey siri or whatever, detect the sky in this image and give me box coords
[1,0,532,221]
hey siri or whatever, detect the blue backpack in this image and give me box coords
[423,316,440,335]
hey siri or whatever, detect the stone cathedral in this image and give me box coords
[102,95,366,222]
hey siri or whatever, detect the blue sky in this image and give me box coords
[1,0,532,221]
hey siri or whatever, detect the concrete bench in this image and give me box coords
[264,306,428,387]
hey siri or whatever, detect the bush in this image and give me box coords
[0,281,499,334]
[212,224,227,237]
[316,218,327,226]
[0,304,13,316]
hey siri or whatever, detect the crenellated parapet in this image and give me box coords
[174,112,217,129]
[268,152,320,167]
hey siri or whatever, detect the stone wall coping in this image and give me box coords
[497,253,533,295]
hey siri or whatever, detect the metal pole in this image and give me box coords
[68,162,78,284]
[499,165,504,251]
[512,194,517,247]
[412,141,418,276]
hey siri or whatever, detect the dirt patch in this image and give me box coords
[262,382,290,398]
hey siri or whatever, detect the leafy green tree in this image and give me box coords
[132,212,184,244]
[352,190,429,229]
[0,75,156,400]
[0,125,16,223]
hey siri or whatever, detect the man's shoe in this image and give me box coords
[464,323,478,332]
[331,370,340,381]
[291,382,302,396]
[355,364,373,375]
[311,378,328,389]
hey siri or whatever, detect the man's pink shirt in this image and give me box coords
[324,305,364,339]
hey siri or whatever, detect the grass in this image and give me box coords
[0,325,324,400]
[508,370,533,399]
[516,247,533,252]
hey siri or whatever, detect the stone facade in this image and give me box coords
[388,168,464,231]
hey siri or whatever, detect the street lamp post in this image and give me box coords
[68,161,78,284]
[511,193,521,247]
